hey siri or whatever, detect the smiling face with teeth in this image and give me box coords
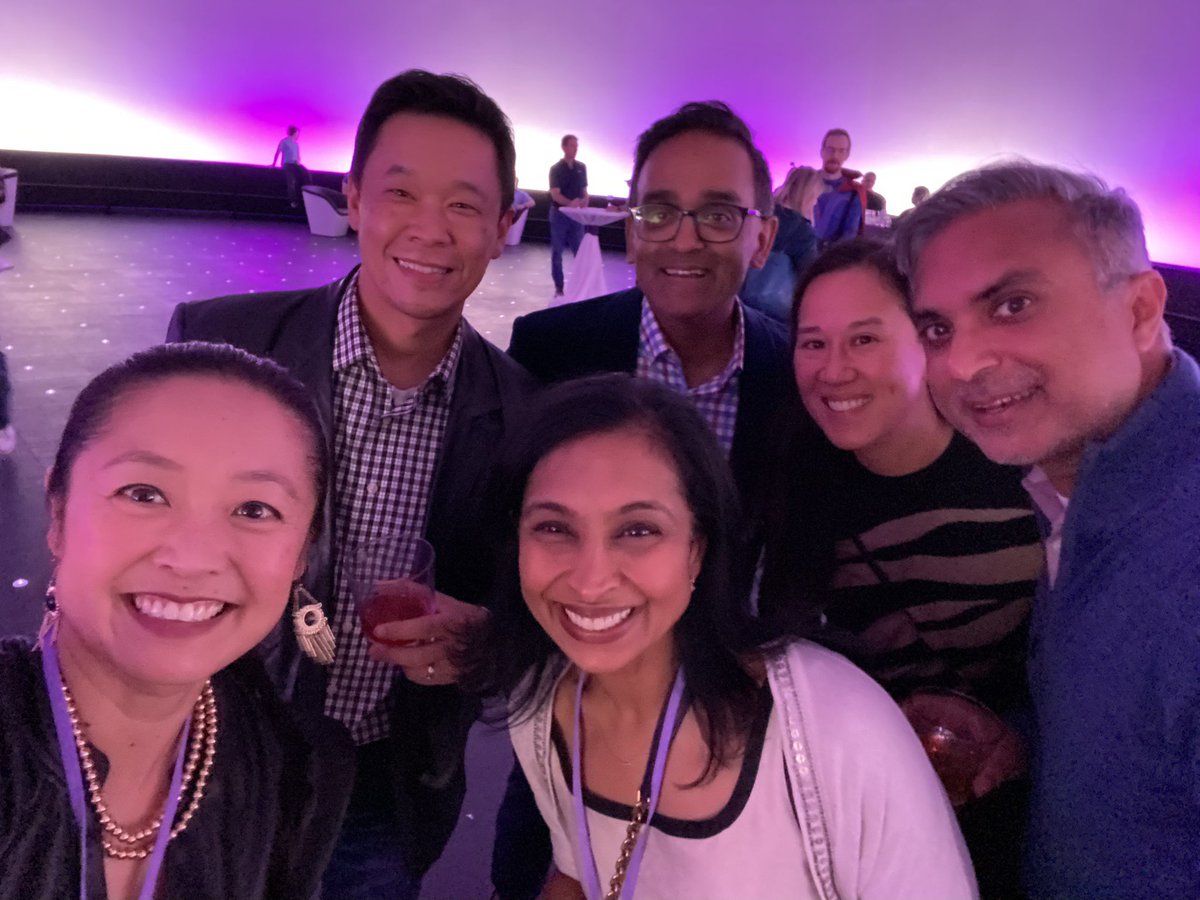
[911,198,1168,490]
[348,113,511,339]
[518,427,704,677]
[629,131,776,331]
[794,265,948,474]
[48,375,318,691]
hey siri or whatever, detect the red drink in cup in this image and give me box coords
[903,688,1003,808]
[349,535,436,648]
[360,578,435,646]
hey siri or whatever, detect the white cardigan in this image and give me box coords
[509,640,979,900]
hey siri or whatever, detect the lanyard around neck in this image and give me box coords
[40,626,191,900]
[572,667,686,900]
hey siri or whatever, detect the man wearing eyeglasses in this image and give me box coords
[510,100,790,536]
[497,99,795,900]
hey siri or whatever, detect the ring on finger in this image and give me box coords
[425,662,436,682]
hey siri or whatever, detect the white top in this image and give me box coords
[510,641,978,900]
[558,206,628,228]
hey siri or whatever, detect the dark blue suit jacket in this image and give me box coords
[167,268,537,875]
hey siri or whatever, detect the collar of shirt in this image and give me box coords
[1022,465,1069,586]
[637,297,745,395]
[332,272,463,410]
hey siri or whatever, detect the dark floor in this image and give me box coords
[0,209,634,900]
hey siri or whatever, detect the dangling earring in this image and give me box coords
[35,572,59,649]
[291,582,335,665]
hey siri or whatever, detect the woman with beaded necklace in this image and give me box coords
[0,342,352,899]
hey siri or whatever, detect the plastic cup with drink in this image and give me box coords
[349,534,436,647]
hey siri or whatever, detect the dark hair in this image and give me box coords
[761,240,914,632]
[561,134,577,149]
[458,375,774,779]
[286,125,298,136]
[821,128,851,151]
[789,238,910,338]
[47,342,329,540]
[349,69,516,212]
[629,102,774,215]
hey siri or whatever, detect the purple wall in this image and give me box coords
[5,0,1199,264]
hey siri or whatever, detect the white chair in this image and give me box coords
[0,169,17,228]
[505,208,529,246]
[302,185,350,237]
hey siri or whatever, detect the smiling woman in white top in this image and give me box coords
[460,374,976,900]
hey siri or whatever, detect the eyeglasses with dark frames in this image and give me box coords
[628,202,764,243]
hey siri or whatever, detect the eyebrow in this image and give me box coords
[795,316,884,335]
[521,499,676,518]
[103,451,300,500]
[639,188,746,206]
[381,165,489,200]
[232,471,301,500]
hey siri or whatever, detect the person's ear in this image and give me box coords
[46,477,65,559]
[750,215,779,269]
[346,176,362,232]
[688,535,707,585]
[1127,270,1168,352]
[492,207,515,260]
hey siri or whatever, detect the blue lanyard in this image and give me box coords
[40,625,192,900]
[571,668,686,900]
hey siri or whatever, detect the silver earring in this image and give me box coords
[35,572,59,649]
[291,583,335,665]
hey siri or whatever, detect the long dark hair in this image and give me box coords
[759,239,912,629]
[458,374,776,778]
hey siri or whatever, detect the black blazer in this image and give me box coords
[508,288,799,590]
[167,269,537,875]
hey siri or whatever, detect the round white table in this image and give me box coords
[556,206,628,305]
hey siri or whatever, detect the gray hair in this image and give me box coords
[894,161,1151,288]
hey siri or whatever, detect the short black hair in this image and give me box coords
[48,342,329,542]
[349,69,516,212]
[561,133,577,149]
[458,374,779,780]
[790,238,910,338]
[629,101,774,215]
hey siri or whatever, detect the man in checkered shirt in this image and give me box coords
[498,102,800,900]
[168,71,536,899]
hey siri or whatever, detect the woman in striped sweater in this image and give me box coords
[760,239,1044,898]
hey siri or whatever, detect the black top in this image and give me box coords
[549,159,587,205]
[761,431,1042,711]
[0,639,354,900]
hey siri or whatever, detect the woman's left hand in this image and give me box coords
[366,592,488,686]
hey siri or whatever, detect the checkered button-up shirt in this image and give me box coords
[324,274,462,744]
[635,298,744,455]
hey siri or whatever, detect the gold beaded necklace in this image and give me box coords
[59,679,218,859]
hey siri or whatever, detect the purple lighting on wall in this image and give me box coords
[4,0,1198,265]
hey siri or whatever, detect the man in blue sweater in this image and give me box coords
[896,162,1199,898]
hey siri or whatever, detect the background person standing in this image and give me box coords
[273,125,309,208]
[548,134,588,296]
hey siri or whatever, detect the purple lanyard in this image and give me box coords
[40,625,191,900]
[572,668,685,900]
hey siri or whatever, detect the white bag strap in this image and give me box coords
[767,647,842,900]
